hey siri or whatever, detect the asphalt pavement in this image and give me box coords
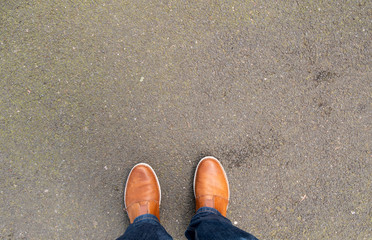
[0,1,371,239]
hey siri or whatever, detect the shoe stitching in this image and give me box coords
[195,195,229,201]
[124,200,160,212]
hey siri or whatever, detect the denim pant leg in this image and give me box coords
[185,207,259,240]
[116,214,173,240]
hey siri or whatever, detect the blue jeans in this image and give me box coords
[117,207,258,240]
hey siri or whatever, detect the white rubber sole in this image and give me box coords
[193,156,230,201]
[124,163,161,209]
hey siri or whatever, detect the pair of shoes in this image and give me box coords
[124,156,229,223]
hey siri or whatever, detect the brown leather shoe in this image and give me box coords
[194,156,229,216]
[124,163,161,223]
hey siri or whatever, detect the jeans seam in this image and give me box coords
[197,208,220,215]
[134,217,159,224]
[198,210,217,214]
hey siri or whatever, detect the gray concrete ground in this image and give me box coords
[0,0,371,239]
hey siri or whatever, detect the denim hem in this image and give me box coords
[195,207,222,216]
[132,213,160,224]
